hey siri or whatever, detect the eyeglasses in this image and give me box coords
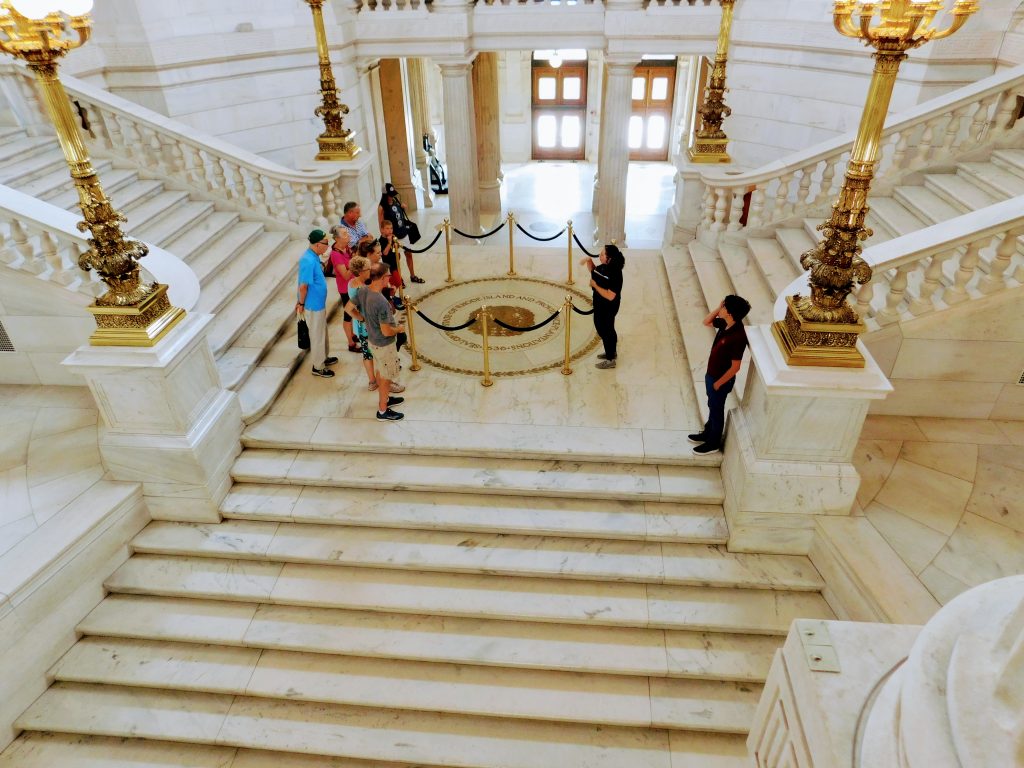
[318,240,329,245]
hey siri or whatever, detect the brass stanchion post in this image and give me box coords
[480,306,493,387]
[772,0,978,368]
[566,219,574,285]
[506,211,516,276]
[303,0,360,160]
[443,218,454,283]
[561,295,573,376]
[688,0,736,164]
[0,0,184,346]
[405,299,421,372]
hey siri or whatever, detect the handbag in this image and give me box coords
[297,317,310,350]
[406,221,422,245]
[322,256,335,279]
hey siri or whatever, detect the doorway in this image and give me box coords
[629,60,676,161]
[531,51,588,160]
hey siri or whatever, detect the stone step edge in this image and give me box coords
[240,420,723,468]
[103,557,819,636]
[15,683,751,768]
[129,522,822,592]
[50,638,761,733]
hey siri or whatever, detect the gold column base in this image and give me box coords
[315,133,362,161]
[771,295,866,369]
[687,137,730,164]
[87,283,186,347]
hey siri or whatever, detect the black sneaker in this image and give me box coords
[323,356,339,367]
[687,432,708,444]
[692,442,721,455]
[376,408,404,421]
[387,396,405,407]
[312,367,335,378]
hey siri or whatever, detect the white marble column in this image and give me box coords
[63,314,243,523]
[472,52,502,215]
[378,58,418,211]
[594,56,636,247]
[407,57,434,208]
[722,325,892,554]
[437,57,481,237]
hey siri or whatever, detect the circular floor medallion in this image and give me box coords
[411,276,599,377]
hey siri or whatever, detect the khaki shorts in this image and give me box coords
[370,341,400,381]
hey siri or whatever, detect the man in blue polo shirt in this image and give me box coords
[296,229,338,378]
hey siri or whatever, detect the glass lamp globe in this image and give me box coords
[9,0,92,17]
[60,0,93,15]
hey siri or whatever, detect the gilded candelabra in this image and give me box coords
[304,0,360,161]
[0,0,184,346]
[773,0,978,368]
[688,0,735,164]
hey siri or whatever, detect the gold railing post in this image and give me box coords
[405,299,422,372]
[479,306,493,387]
[0,0,184,347]
[561,295,573,376]
[772,0,979,368]
[566,219,574,285]
[688,0,736,164]
[506,211,516,276]
[443,218,454,283]
[303,0,361,160]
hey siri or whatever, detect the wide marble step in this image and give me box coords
[0,149,65,185]
[716,242,773,324]
[957,160,1024,199]
[0,135,53,165]
[121,189,191,233]
[689,241,735,312]
[989,148,1024,178]
[868,196,927,237]
[231,448,725,503]
[50,637,761,732]
[893,184,963,225]
[104,555,832,633]
[15,683,749,768]
[242,416,722,467]
[221,482,728,543]
[924,171,997,213]
[48,170,151,212]
[746,237,799,297]
[80,594,781,681]
[165,211,244,266]
[187,221,269,284]
[773,226,814,271]
[194,231,293,313]
[136,200,217,247]
[16,159,112,200]
[130,520,822,591]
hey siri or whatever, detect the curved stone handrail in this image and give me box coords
[0,182,201,311]
[5,63,349,230]
[699,65,1024,236]
[773,195,1024,331]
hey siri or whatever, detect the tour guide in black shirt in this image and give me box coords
[689,294,751,455]
[581,244,625,370]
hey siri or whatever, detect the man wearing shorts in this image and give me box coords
[348,263,407,421]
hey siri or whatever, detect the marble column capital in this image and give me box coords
[435,56,477,74]
[356,57,381,76]
[603,55,640,73]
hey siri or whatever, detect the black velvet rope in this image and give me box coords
[414,308,478,332]
[491,309,561,333]
[572,233,599,258]
[402,229,443,254]
[515,222,567,242]
[571,303,595,316]
[453,219,507,239]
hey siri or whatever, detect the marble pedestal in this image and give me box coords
[665,162,705,245]
[722,325,892,554]
[63,314,243,523]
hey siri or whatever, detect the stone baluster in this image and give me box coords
[210,158,229,198]
[773,173,793,222]
[817,159,837,206]
[295,185,312,225]
[116,116,139,163]
[855,279,875,319]
[270,179,288,220]
[700,185,716,230]
[979,227,1024,293]
[939,106,968,158]
[183,146,204,188]
[989,90,1016,144]
[944,237,985,304]
[38,232,69,284]
[228,163,246,203]
[102,109,124,153]
[908,248,956,316]
[796,167,813,208]
[710,187,728,233]
[890,131,909,173]
[166,141,186,176]
[90,107,113,150]
[257,177,274,217]
[917,119,937,163]
[747,187,766,229]
[727,187,745,232]
[322,181,338,223]
[9,220,35,270]
[875,262,914,325]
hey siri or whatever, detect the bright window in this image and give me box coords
[561,115,581,148]
[628,115,643,149]
[537,78,556,100]
[631,77,645,101]
[537,115,557,148]
[646,115,666,149]
[651,77,669,101]
[562,77,581,100]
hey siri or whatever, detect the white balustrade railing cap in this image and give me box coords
[701,63,1024,188]
[1,182,201,311]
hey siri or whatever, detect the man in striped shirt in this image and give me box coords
[338,201,373,247]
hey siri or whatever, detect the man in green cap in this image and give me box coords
[296,229,338,378]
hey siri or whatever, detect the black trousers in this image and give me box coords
[593,303,620,359]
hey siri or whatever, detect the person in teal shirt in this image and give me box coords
[296,229,337,378]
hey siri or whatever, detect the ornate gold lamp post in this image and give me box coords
[0,0,184,346]
[773,0,978,368]
[688,0,735,164]
[303,0,360,161]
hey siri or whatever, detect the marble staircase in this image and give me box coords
[691,150,1024,326]
[0,129,307,416]
[1,423,835,768]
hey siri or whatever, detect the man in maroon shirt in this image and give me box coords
[689,294,751,455]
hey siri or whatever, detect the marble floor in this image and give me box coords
[854,415,1024,606]
[410,160,675,249]
[0,385,103,556]
[270,244,700,431]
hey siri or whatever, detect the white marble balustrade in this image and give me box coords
[697,64,1024,238]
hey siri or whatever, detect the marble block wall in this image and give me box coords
[0,269,94,387]
[863,287,1024,421]
[854,414,1024,608]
